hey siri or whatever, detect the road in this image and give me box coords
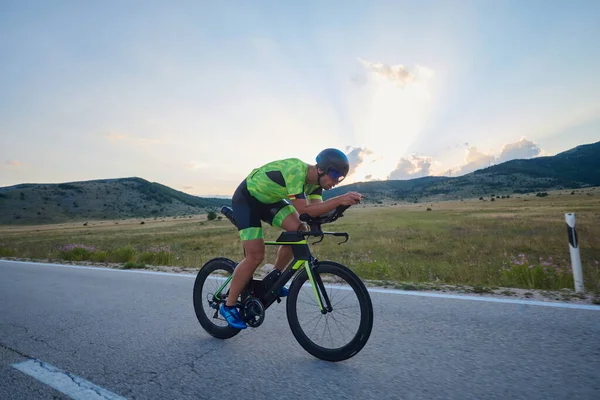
[1,260,599,400]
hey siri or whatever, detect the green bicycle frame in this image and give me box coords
[213,231,330,312]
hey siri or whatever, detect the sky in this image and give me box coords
[1,0,599,196]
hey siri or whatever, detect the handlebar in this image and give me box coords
[299,204,350,227]
[221,204,353,245]
[298,205,351,245]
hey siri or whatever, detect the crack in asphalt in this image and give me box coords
[1,323,233,399]
[103,343,223,400]
[0,339,32,359]
[110,371,159,387]
[1,327,123,399]
[31,359,111,399]
[0,322,28,333]
[28,335,59,351]
[1,322,60,351]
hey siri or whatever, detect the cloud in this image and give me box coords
[5,160,25,167]
[185,161,208,170]
[345,57,436,183]
[358,58,434,88]
[454,137,542,175]
[347,137,544,181]
[496,137,541,163]
[104,133,126,141]
[454,147,496,175]
[345,146,373,176]
[182,185,194,190]
[388,155,432,180]
[350,72,367,86]
[102,132,162,145]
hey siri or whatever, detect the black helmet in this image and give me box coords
[316,148,350,180]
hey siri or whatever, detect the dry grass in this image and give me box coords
[1,188,599,292]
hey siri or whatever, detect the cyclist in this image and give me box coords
[220,148,363,329]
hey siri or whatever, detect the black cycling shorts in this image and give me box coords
[231,180,296,240]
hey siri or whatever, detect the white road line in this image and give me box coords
[2,259,600,311]
[366,287,600,310]
[12,359,126,400]
[0,259,196,278]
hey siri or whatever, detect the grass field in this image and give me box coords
[1,188,599,293]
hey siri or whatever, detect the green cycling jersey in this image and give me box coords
[245,158,322,204]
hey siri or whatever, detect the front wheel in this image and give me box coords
[286,261,374,361]
[193,257,241,339]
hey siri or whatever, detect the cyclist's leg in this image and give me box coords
[273,211,308,271]
[225,181,266,308]
[271,209,309,298]
[273,245,293,272]
[225,238,264,307]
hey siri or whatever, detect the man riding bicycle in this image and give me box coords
[220,148,363,329]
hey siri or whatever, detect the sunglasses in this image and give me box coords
[327,167,345,183]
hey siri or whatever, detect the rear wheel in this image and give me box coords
[193,258,241,339]
[286,261,373,361]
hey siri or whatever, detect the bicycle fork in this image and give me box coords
[302,260,333,314]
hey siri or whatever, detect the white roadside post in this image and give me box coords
[565,213,584,293]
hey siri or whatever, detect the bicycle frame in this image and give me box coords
[212,231,333,313]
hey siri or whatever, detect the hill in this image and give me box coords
[0,177,229,225]
[1,141,598,224]
[324,141,600,203]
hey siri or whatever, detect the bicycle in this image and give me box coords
[192,204,374,362]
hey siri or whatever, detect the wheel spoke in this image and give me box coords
[287,262,372,360]
[193,259,241,339]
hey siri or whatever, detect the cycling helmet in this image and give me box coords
[316,148,350,182]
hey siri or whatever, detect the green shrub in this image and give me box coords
[109,245,137,263]
[0,246,15,257]
[121,261,146,269]
[139,245,173,265]
[90,251,108,262]
[57,244,98,261]
[500,254,573,290]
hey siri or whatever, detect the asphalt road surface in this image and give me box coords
[1,260,599,400]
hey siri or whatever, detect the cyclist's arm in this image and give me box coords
[290,195,344,217]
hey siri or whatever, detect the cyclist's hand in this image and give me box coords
[340,192,362,206]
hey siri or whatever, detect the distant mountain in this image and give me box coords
[324,141,600,203]
[0,177,230,225]
[474,141,600,185]
[1,141,598,225]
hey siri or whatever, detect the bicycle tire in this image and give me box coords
[286,260,373,361]
[193,257,241,339]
